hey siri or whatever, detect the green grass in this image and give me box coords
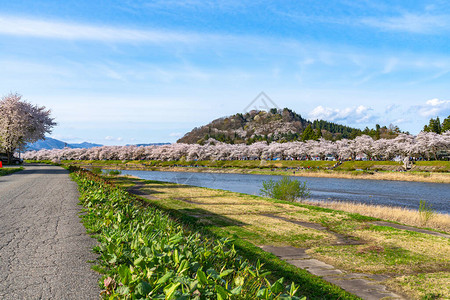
[58,159,336,170]
[415,161,450,172]
[334,161,399,171]
[0,167,23,176]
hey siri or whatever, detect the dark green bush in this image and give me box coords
[107,170,122,176]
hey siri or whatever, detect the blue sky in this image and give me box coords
[1,0,450,145]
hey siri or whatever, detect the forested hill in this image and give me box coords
[177,108,362,144]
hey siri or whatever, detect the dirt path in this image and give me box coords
[0,165,100,299]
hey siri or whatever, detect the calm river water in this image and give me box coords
[115,170,450,214]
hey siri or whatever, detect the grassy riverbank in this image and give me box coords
[72,169,359,299]
[107,175,450,300]
[51,159,450,183]
[0,167,23,176]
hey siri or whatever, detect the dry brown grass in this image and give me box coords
[291,170,450,183]
[306,200,450,233]
[385,272,450,300]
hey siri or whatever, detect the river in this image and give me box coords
[114,170,450,214]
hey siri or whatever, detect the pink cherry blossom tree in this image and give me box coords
[0,93,56,163]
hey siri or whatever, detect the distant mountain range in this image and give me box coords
[26,137,171,151]
[26,137,103,151]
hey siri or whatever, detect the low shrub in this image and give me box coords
[419,200,435,226]
[107,170,122,176]
[260,176,310,201]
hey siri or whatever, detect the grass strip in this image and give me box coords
[72,170,320,299]
[0,167,23,176]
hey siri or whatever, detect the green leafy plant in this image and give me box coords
[72,170,306,299]
[260,176,310,202]
[419,200,435,226]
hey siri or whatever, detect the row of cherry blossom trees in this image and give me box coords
[24,131,450,162]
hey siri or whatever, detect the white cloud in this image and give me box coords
[361,13,450,34]
[417,98,450,117]
[0,15,203,43]
[426,98,448,106]
[308,105,374,123]
[105,136,123,141]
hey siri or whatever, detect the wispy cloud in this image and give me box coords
[169,132,183,138]
[361,13,450,34]
[275,7,450,35]
[129,0,248,11]
[0,15,202,43]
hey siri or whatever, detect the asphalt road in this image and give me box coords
[0,165,100,299]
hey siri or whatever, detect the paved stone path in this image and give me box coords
[260,245,404,300]
[372,221,450,239]
[0,165,100,299]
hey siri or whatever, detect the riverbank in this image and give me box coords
[72,169,359,299]
[58,159,450,183]
[108,175,449,300]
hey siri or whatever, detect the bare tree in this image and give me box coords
[0,93,56,163]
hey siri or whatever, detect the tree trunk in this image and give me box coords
[6,151,13,165]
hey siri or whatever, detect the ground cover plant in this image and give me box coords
[72,170,308,299]
[0,167,23,176]
[107,176,450,299]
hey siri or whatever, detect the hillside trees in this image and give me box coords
[423,116,450,134]
[0,93,56,163]
[178,109,363,144]
[442,116,450,132]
